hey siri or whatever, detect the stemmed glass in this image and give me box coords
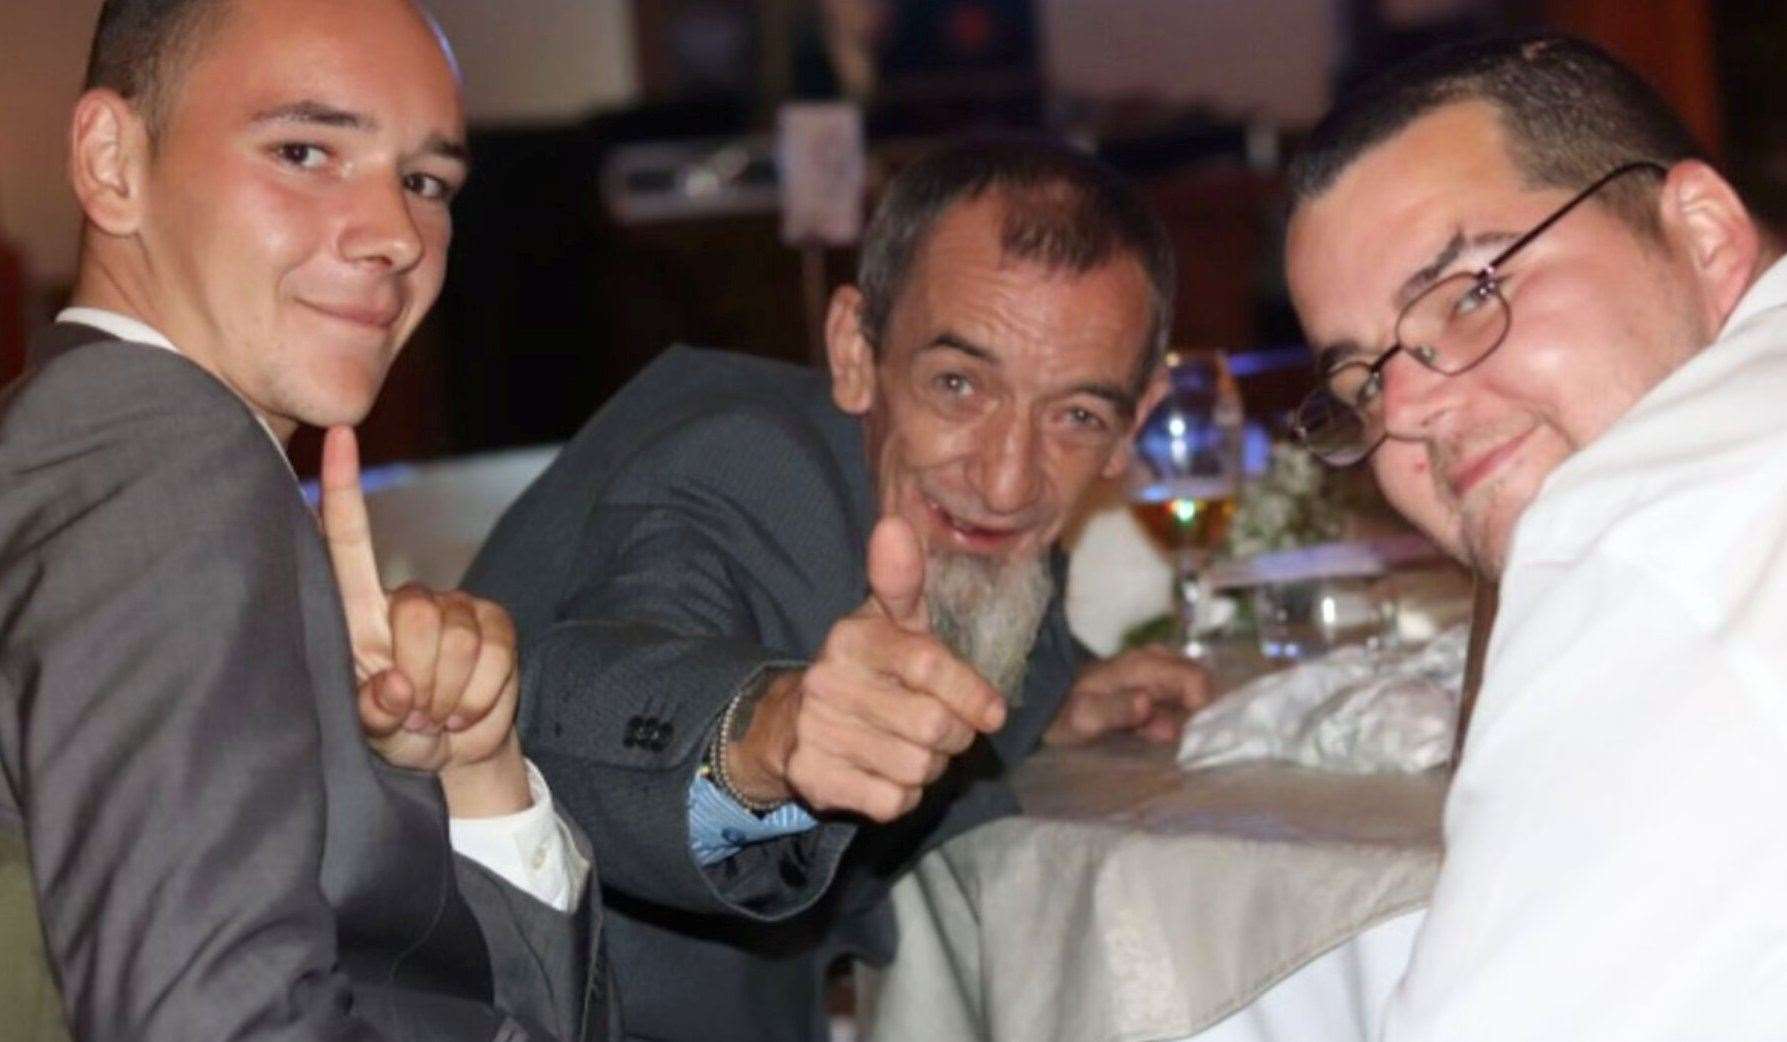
[1127,352,1243,659]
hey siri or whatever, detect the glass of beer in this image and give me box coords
[1128,352,1243,658]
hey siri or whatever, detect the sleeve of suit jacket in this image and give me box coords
[469,402,859,921]
[0,349,555,1042]
[453,815,613,1042]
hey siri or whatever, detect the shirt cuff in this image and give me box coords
[448,759,590,912]
[688,774,820,867]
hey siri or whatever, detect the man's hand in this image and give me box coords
[1044,645,1213,746]
[725,517,1007,823]
[320,426,529,817]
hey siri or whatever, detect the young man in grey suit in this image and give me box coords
[467,142,1214,1041]
[0,0,609,1038]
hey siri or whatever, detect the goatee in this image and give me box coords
[924,551,1054,705]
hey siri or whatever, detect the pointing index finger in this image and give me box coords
[320,426,390,654]
[887,632,1007,734]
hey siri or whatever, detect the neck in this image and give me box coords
[70,242,162,334]
[70,238,295,448]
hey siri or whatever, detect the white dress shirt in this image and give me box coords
[56,306,587,912]
[1381,257,1787,1039]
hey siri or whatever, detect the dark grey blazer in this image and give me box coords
[465,346,1084,1042]
[0,324,611,1041]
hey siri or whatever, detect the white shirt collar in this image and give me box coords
[58,306,179,354]
[56,305,293,469]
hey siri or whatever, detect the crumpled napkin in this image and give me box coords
[1177,624,1468,774]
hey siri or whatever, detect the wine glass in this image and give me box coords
[1127,352,1243,659]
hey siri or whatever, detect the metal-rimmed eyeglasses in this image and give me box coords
[1292,160,1668,466]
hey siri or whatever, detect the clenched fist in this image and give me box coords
[723,516,1006,823]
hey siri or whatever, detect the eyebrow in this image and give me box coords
[1314,223,1530,374]
[1392,228,1522,310]
[248,99,470,165]
[923,332,1139,417]
[1313,339,1367,376]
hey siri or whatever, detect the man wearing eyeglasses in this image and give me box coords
[1283,33,1787,1039]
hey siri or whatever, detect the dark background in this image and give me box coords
[2,0,1772,476]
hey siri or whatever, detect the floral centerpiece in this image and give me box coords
[1221,442,1346,559]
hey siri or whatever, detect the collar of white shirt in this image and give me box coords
[56,306,293,470]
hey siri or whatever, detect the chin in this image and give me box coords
[288,382,382,430]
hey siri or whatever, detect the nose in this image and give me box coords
[975,407,1044,515]
[1376,347,1459,441]
[340,173,425,273]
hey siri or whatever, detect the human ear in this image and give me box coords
[1658,159,1762,331]
[825,284,876,416]
[67,89,151,237]
[1101,363,1168,479]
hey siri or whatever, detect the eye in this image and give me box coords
[1063,405,1111,433]
[274,142,329,169]
[933,371,972,397]
[1354,368,1386,408]
[1325,362,1372,405]
[404,171,457,202]
[1450,277,1497,319]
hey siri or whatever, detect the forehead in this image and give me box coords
[165,0,462,135]
[1285,102,1528,343]
[893,194,1153,376]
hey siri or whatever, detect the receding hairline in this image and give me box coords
[877,181,1169,391]
[896,188,1159,395]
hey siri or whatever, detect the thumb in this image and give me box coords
[867,515,928,632]
[320,426,390,663]
[358,668,414,739]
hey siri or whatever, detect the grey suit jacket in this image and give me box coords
[0,325,612,1041]
[465,346,1084,1042]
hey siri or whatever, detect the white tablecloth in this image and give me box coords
[862,744,1443,1042]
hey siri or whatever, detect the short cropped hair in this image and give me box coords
[1287,34,1706,238]
[857,139,1176,384]
[83,0,232,135]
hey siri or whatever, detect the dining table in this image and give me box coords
[859,738,1445,1042]
[857,494,1464,1042]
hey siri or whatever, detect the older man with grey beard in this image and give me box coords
[464,139,1212,1042]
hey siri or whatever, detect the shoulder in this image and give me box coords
[0,338,297,559]
[4,337,272,457]
[554,346,863,503]
[469,345,870,605]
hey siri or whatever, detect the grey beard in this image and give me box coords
[924,551,1054,705]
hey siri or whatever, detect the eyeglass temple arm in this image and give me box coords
[1477,161,1670,276]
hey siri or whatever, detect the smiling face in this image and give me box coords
[102,0,467,441]
[828,192,1159,567]
[1286,102,1723,576]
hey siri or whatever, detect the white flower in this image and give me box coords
[1220,441,1343,560]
